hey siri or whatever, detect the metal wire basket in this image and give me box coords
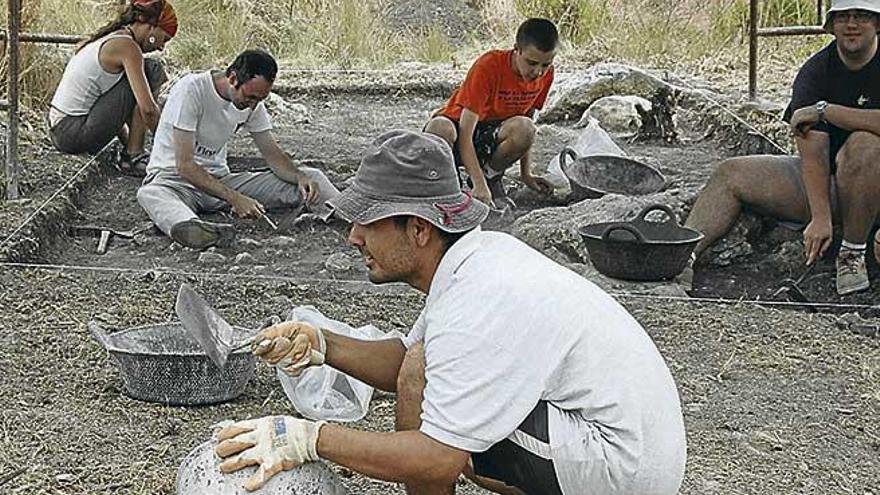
[89,321,255,406]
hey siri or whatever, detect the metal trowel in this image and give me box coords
[175,283,325,370]
[175,283,256,369]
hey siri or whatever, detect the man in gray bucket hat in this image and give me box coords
[216,130,686,495]
[685,0,880,296]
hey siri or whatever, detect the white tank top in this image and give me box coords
[49,32,131,122]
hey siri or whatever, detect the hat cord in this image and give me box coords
[434,192,473,226]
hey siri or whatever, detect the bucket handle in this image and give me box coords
[601,222,647,243]
[559,146,580,170]
[634,203,679,227]
[88,320,112,350]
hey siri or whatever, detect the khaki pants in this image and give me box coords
[136,167,340,236]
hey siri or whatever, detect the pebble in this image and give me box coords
[239,238,262,248]
[198,252,227,264]
[325,252,352,272]
[268,236,297,248]
[234,253,255,264]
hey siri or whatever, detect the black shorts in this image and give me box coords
[432,117,502,171]
[471,401,563,495]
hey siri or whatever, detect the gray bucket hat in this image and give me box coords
[326,129,490,232]
[824,0,880,32]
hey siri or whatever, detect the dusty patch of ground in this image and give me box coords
[0,79,878,494]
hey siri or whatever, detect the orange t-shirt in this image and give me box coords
[438,49,554,122]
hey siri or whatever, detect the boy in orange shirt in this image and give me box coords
[426,18,558,208]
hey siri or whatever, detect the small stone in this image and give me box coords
[325,253,352,272]
[198,252,227,264]
[268,236,297,248]
[239,238,262,248]
[56,474,75,483]
[234,253,255,264]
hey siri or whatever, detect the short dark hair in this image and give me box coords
[226,49,278,88]
[392,216,469,252]
[516,18,559,52]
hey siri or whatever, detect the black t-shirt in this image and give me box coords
[783,41,880,168]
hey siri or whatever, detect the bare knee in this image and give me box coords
[837,131,880,180]
[499,116,536,148]
[425,118,457,148]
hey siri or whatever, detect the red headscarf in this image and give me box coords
[131,0,178,38]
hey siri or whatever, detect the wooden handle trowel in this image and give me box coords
[175,283,323,370]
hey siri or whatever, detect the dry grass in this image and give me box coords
[0,0,835,112]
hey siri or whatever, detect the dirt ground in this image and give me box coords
[1,82,878,494]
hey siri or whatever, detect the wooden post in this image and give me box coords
[748,0,759,101]
[5,0,21,200]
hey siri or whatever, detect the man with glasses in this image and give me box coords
[137,49,339,249]
[684,0,880,295]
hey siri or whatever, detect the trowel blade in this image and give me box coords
[175,283,235,369]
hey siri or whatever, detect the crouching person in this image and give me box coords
[137,49,339,249]
[216,130,687,495]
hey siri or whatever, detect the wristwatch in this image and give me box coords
[815,100,828,122]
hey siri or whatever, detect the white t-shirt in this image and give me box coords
[146,71,272,176]
[402,228,686,495]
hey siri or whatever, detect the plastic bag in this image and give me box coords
[277,306,398,422]
[545,117,627,189]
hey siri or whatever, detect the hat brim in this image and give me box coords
[824,4,880,32]
[326,184,490,233]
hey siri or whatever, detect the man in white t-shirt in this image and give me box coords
[213,130,687,494]
[136,49,339,249]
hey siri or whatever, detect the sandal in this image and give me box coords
[117,150,150,177]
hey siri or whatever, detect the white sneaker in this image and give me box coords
[836,248,869,295]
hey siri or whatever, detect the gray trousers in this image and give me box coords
[50,58,167,155]
[136,167,340,237]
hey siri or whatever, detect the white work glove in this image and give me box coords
[215,415,325,492]
[253,321,326,376]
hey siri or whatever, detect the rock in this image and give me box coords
[234,252,255,264]
[197,252,227,264]
[703,214,764,267]
[575,95,652,136]
[836,313,880,338]
[268,236,297,248]
[539,63,695,123]
[325,252,352,272]
[239,237,262,248]
[382,0,479,43]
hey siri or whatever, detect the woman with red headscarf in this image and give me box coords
[49,0,178,176]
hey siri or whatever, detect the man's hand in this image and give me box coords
[229,193,265,219]
[521,174,554,195]
[791,106,821,138]
[297,174,320,205]
[804,217,833,265]
[253,321,326,377]
[215,416,324,492]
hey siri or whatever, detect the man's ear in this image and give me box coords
[408,217,435,248]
